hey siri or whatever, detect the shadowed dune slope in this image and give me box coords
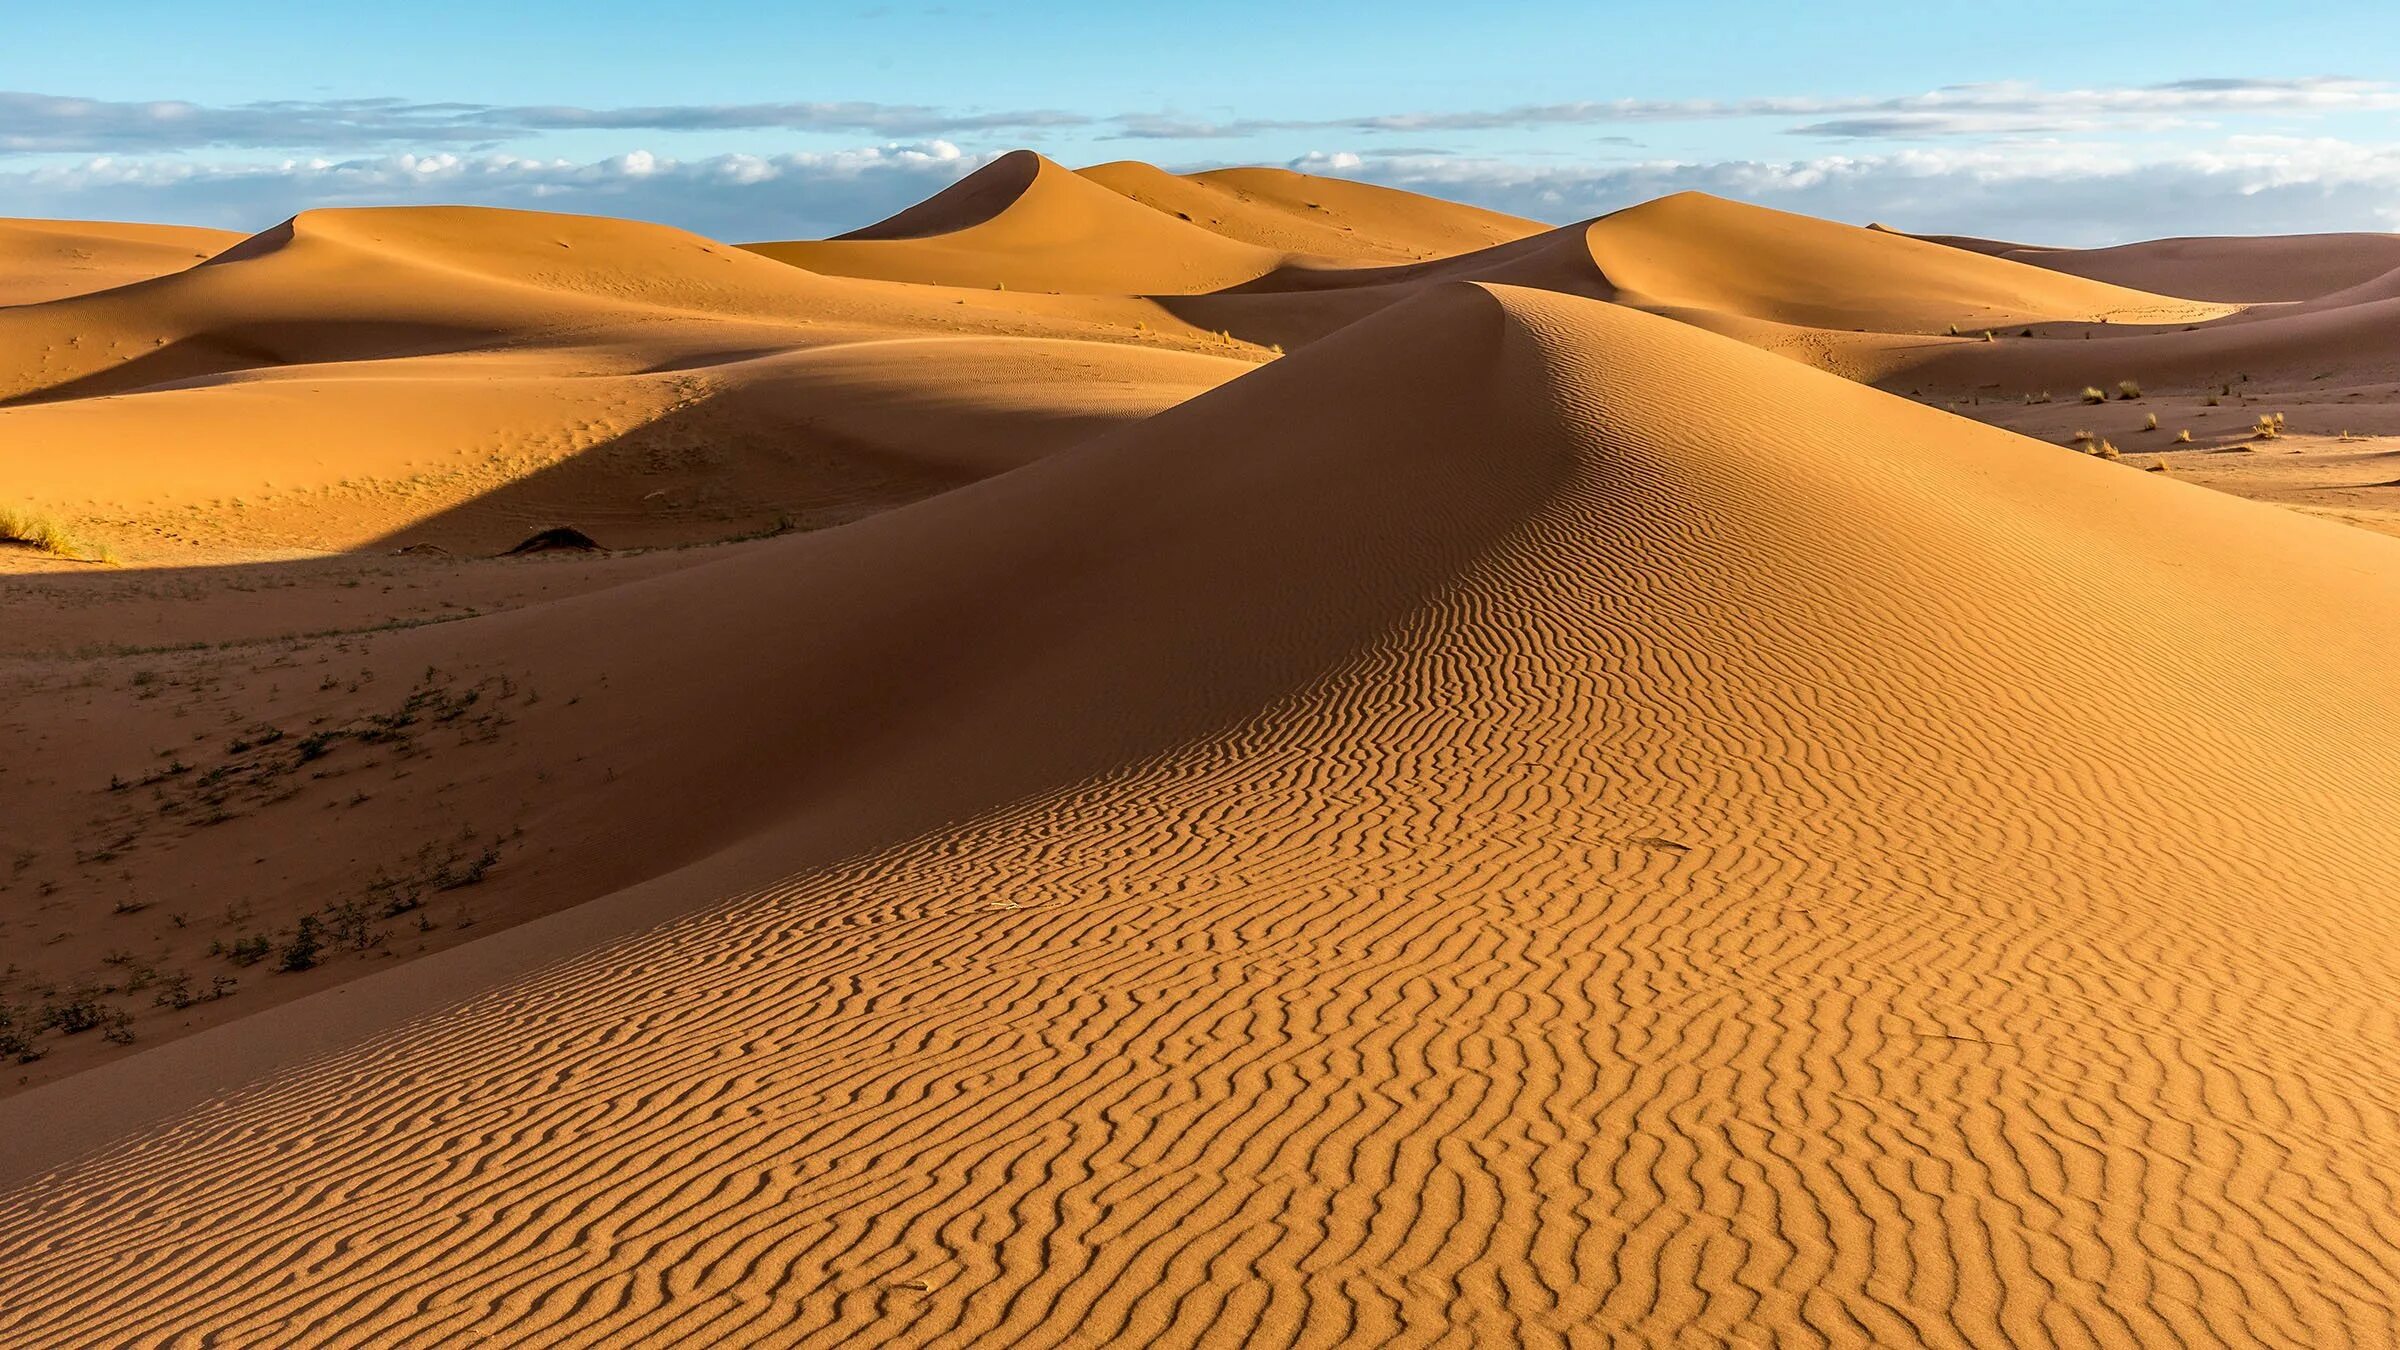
[1862,281,2400,391]
[744,150,1286,293]
[1166,194,2229,363]
[1899,226,2400,303]
[1079,160,1543,262]
[0,283,1541,1090]
[6,284,2400,1347]
[0,205,840,404]
[2275,260,2400,312]
[0,218,241,306]
[0,202,1260,557]
[0,334,1242,557]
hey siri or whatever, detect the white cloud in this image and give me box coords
[4,133,2396,250]
[1121,77,2400,140]
[0,143,986,241]
[1293,139,2400,244]
[0,91,1084,154]
[6,78,2397,157]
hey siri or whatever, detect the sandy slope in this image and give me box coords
[1163,193,2227,350]
[1079,160,1543,262]
[1579,194,2225,330]
[746,151,1290,294]
[1898,225,2400,303]
[0,219,239,306]
[0,202,1259,559]
[6,284,2400,1346]
[751,152,1545,295]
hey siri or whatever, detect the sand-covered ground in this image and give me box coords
[4,153,2399,1348]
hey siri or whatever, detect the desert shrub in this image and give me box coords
[2175,429,2193,443]
[278,916,324,972]
[40,989,116,1035]
[154,974,237,1010]
[2116,380,2143,400]
[2080,387,2108,404]
[2143,413,2159,431]
[326,898,387,952]
[0,1004,39,1062]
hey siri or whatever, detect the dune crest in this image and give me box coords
[746,150,1290,294]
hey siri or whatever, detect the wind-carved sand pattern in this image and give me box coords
[5,288,2400,1346]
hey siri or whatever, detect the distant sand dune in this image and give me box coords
[746,151,1290,294]
[1079,160,1544,262]
[0,200,1264,558]
[7,285,2400,1346]
[1153,193,2229,365]
[0,218,238,307]
[1896,225,2400,303]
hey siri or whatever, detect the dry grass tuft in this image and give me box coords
[2175,429,2193,443]
[0,505,109,562]
[2080,387,2108,404]
[2143,413,2159,432]
[2116,380,2143,400]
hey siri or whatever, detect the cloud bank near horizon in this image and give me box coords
[1,76,2395,248]
[4,78,2393,154]
[5,136,2396,250]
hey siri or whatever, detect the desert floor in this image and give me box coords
[3,153,2399,1347]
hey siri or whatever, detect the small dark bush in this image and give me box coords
[278,916,324,972]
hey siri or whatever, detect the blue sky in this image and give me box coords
[5,0,2399,244]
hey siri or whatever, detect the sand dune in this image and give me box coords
[7,280,2400,1345]
[1155,193,2228,371]
[7,161,2400,1348]
[1858,284,2400,393]
[1900,225,2400,303]
[0,218,239,306]
[1079,160,1543,262]
[752,152,1544,295]
[1580,193,2227,330]
[747,151,1290,294]
[1215,193,2224,328]
[0,202,1260,559]
[0,205,838,402]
